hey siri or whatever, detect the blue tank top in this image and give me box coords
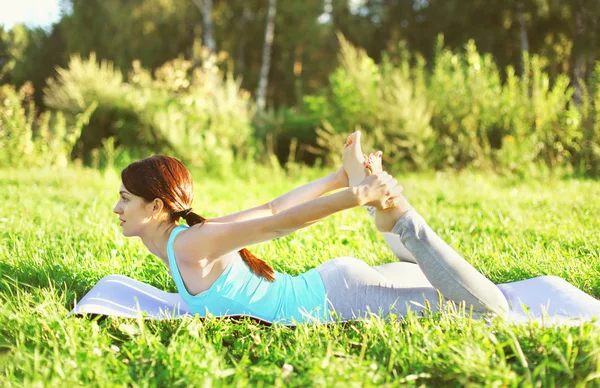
[167,225,330,324]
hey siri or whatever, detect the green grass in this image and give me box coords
[1,165,600,387]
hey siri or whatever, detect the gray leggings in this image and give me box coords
[316,208,510,321]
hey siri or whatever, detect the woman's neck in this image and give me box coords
[140,222,178,263]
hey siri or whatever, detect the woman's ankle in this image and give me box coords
[374,197,413,233]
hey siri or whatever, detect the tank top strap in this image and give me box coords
[167,224,191,297]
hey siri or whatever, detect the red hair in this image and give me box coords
[121,155,275,282]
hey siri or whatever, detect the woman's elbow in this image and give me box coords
[272,227,292,239]
[267,201,277,215]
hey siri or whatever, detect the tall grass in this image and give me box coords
[302,35,600,177]
[4,36,598,177]
[0,83,96,168]
[41,51,254,172]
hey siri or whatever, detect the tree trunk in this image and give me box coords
[571,0,588,105]
[516,0,529,75]
[256,0,277,111]
[236,5,251,75]
[587,3,599,78]
[193,0,216,53]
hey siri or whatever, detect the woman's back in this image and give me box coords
[168,225,329,324]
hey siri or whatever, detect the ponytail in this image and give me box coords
[182,211,276,282]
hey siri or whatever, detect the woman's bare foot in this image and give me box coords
[342,131,367,187]
[364,153,412,233]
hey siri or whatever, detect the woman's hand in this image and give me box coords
[363,151,412,231]
[354,171,403,209]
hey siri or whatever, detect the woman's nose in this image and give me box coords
[113,204,121,214]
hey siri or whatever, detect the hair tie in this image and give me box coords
[177,208,193,218]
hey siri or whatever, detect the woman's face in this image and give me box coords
[112,183,155,237]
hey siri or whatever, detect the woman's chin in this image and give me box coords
[120,227,133,237]
[121,228,141,238]
[119,223,145,238]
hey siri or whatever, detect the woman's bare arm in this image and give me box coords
[209,170,345,223]
[176,172,395,262]
[177,187,361,262]
[270,169,346,214]
[208,203,274,223]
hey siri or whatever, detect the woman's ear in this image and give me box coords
[150,198,165,218]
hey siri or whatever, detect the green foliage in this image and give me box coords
[251,107,323,168]
[43,52,143,164]
[496,54,576,174]
[143,56,255,171]
[2,3,600,176]
[0,23,67,108]
[44,52,125,114]
[2,0,600,119]
[42,51,255,171]
[430,39,575,174]
[63,0,199,72]
[574,63,600,176]
[304,36,435,171]
[0,24,30,81]
[429,38,504,169]
[303,34,595,176]
[0,83,96,168]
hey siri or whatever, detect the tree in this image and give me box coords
[0,26,8,80]
[256,0,277,111]
[192,0,216,53]
[62,0,199,71]
[516,0,529,74]
[570,0,600,104]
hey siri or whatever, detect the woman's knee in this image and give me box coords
[332,257,386,286]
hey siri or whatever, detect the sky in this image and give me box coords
[0,0,62,30]
[0,0,385,30]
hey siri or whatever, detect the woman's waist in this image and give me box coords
[215,267,327,307]
[182,267,328,323]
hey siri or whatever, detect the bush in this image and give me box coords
[302,34,589,176]
[145,56,255,172]
[496,54,575,174]
[43,53,144,163]
[251,107,323,167]
[0,82,96,168]
[428,38,504,169]
[304,35,435,171]
[574,63,600,176]
[42,51,255,171]
[429,39,575,174]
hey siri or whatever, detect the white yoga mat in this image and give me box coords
[70,274,600,327]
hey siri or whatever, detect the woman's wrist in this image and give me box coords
[327,171,345,191]
[349,186,364,206]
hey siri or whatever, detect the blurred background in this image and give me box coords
[1,0,599,177]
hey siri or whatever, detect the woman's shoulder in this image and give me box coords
[172,224,209,265]
[173,222,239,265]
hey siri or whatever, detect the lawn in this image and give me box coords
[1,165,600,387]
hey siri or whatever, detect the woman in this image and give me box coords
[114,133,405,325]
[111,131,590,325]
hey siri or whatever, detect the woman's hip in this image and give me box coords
[315,257,440,320]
